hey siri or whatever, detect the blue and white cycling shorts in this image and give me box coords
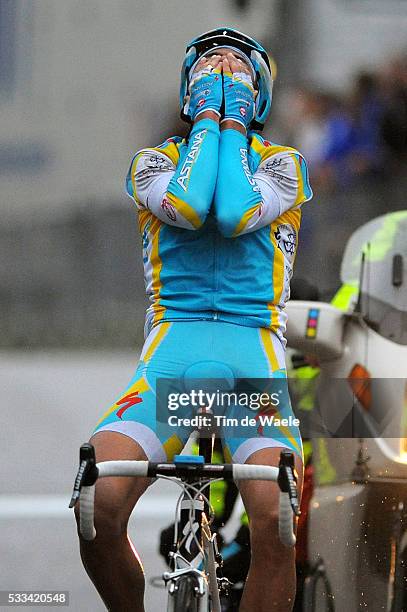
[93,320,303,464]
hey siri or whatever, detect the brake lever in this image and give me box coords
[68,443,99,508]
[277,450,301,517]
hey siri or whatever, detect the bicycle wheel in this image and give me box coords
[167,575,202,612]
[389,529,407,611]
[302,558,335,612]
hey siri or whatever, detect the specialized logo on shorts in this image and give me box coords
[115,391,143,419]
[176,129,206,192]
[161,197,177,222]
[94,377,149,429]
[274,224,297,262]
[255,405,278,436]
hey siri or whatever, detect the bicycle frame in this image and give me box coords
[164,507,218,611]
[163,452,224,611]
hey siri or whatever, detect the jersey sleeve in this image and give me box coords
[214,129,264,237]
[165,118,220,229]
[254,148,313,218]
[235,148,313,234]
[214,129,312,237]
[126,149,197,229]
[126,118,220,230]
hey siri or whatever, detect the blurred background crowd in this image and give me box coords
[0,0,406,348]
[283,54,406,191]
[280,50,407,294]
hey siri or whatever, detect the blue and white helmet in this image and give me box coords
[180,27,273,130]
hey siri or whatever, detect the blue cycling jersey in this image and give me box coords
[125,118,312,344]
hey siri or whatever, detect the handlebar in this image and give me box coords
[70,444,300,547]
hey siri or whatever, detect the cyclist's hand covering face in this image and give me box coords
[186,54,223,121]
[222,52,257,129]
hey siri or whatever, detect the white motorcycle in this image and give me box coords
[286,210,407,612]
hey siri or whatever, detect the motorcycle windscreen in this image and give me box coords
[340,210,407,345]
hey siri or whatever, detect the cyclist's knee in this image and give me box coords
[249,508,287,555]
[96,503,127,538]
[250,507,279,539]
[73,430,149,541]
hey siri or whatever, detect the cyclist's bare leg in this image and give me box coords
[74,431,151,612]
[237,447,303,612]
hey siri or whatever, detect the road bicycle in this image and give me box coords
[70,417,300,611]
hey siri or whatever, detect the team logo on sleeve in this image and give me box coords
[138,153,173,180]
[147,154,173,171]
[274,224,297,262]
[176,129,206,191]
[239,148,261,193]
[161,197,177,222]
[141,220,151,264]
[262,157,288,184]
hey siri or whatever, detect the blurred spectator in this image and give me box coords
[346,71,385,178]
[379,53,407,170]
[283,87,331,169]
[283,50,407,193]
[285,87,354,191]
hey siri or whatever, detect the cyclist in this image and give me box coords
[75,28,312,612]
